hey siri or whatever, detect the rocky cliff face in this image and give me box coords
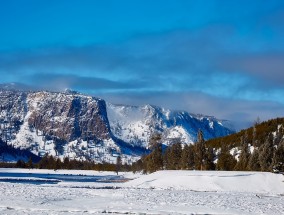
[0,90,26,123]
[0,89,234,163]
[27,91,110,142]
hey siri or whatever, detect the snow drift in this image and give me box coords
[126,170,284,194]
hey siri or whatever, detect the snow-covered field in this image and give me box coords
[0,169,283,215]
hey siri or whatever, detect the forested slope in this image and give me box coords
[133,118,284,173]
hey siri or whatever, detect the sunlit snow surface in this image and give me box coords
[0,169,284,214]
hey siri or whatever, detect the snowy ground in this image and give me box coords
[0,169,283,215]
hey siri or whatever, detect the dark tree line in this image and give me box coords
[132,130,217,174]
[132,125,284,173]
[5,154,132,172]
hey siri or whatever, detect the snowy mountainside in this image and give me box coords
[0,89,233,163]
[1,90,124,163]
[107,103,233,147]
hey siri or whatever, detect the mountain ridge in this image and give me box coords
[0,87,233,163]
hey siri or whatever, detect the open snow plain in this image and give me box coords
[0,169,284,215]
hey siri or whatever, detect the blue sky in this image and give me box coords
[1,0,284,129]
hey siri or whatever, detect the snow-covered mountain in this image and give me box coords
[107,103,232,147]
[0,88,233,163]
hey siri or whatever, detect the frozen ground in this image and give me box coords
[0,169,283,215]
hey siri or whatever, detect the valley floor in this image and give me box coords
[0,169,283,215]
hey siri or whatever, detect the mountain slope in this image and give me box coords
[206,117,284,149]
[0,89,233,163]
[107,103,232,147]
[205,117,284,172]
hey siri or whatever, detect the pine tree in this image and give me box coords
[194,130,206,170]
[216,143,237,171]
[15,159,26,168]
[63,157,70,169]
[235,133,250,171]
[204,146,215,170]
[38,154,49,169]
[132,159,144,173]
[274,125,284,146]
[55,158,62,170]
[48,155,56,169]
[259,134,274,172]
[165,142,182,170]
[116,156,122,175]
[27,157,33,169]
[163,146,171,170]
[180,144,195,170]
[145,133,163,173]
[252,126,257,147]
[272,140,284,173]
[248,148,260,171]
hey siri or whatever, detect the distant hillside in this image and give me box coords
[134,117,284,173]
[206,117,284,149]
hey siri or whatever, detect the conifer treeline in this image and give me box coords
[132,119,284,173]
[132,130,219,173]
[9,155,132,172]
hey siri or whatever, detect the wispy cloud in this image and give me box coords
[27,73,149,92]
[1,27,283,102]
[219,53,284,87]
